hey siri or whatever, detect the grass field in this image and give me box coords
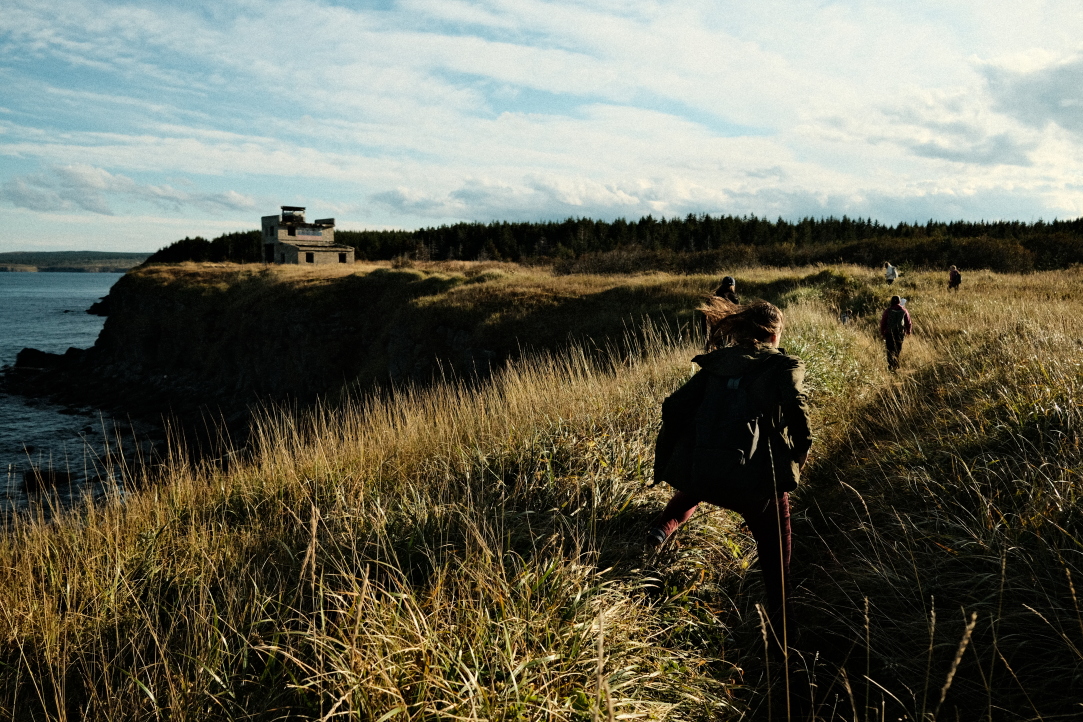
[1,264,1081,720]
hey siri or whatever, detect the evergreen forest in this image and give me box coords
[143,214,1083,272]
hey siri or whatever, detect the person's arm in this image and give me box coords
[904,309,913,335]
[776,358,813,462]
[879,309,889,338]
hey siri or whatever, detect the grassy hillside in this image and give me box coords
[81,261,877,406]
[0,251,151,272]
[2,265,1081,719]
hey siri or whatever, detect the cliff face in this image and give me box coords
[6,262,880,450]
[83,266,493,409]
[10,264,878,427]
[58,263,700,418]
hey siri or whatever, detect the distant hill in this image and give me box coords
[0,251,151,272]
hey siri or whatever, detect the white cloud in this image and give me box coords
[0,164,257,215]
[2,0,1083,250]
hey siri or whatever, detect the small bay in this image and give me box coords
[0,272,122,513]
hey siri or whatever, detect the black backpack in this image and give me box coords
[692,374,762,477]
[887,307,907,335]
[654,354,781,506]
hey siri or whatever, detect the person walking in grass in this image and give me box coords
[701,275,740,350]
[884,262,899,285]
[713,275,740,303]
[948,265,962,292]
[879,295,912,372]
[648,298,813,654]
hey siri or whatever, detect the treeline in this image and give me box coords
[143,232,264,264]
[143,215,1083,272]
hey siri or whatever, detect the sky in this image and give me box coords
[2,0,1083,252]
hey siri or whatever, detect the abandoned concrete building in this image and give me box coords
[261,206,355,264]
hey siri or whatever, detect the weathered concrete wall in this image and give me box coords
[277,245,352,265]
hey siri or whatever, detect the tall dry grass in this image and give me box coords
[2,264,1082,719]
[1,321,745,720]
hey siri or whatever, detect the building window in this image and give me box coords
[338,253,347,263]
[305,252,314,263]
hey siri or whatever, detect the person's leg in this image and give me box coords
[886,334,902,370]
[742,494,793,649]
[649,490,700,541]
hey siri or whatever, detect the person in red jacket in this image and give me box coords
[879,295,912,371]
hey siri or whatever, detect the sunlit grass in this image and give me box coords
[3,264,1083,719]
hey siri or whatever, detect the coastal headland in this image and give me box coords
[3,262,1082,718]
[5,262,871,441]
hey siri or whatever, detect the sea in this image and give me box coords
[0,272,124,514]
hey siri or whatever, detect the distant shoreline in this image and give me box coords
[0,266,139,273]
[0,251,151,274]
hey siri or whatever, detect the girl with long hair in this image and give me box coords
[649,297,813,653]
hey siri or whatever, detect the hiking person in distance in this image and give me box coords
[884,262,899,285]
[879,295,912,372]
[701,276,740,349]
[713,275,740,303]
[648,298,813,655]
[948,265,962,292]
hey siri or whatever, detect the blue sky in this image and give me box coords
[2,0,1082,252]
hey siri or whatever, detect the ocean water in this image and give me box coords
[0,272,123,513]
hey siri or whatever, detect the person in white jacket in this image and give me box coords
[884,262,899,285]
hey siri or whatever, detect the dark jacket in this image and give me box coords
[653,344,812,507]
[879,303,912,338]
[713,287,739,304]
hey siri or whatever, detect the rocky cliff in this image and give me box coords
[6,263,703,431]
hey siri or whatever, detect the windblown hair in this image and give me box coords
[699,297,784,350]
